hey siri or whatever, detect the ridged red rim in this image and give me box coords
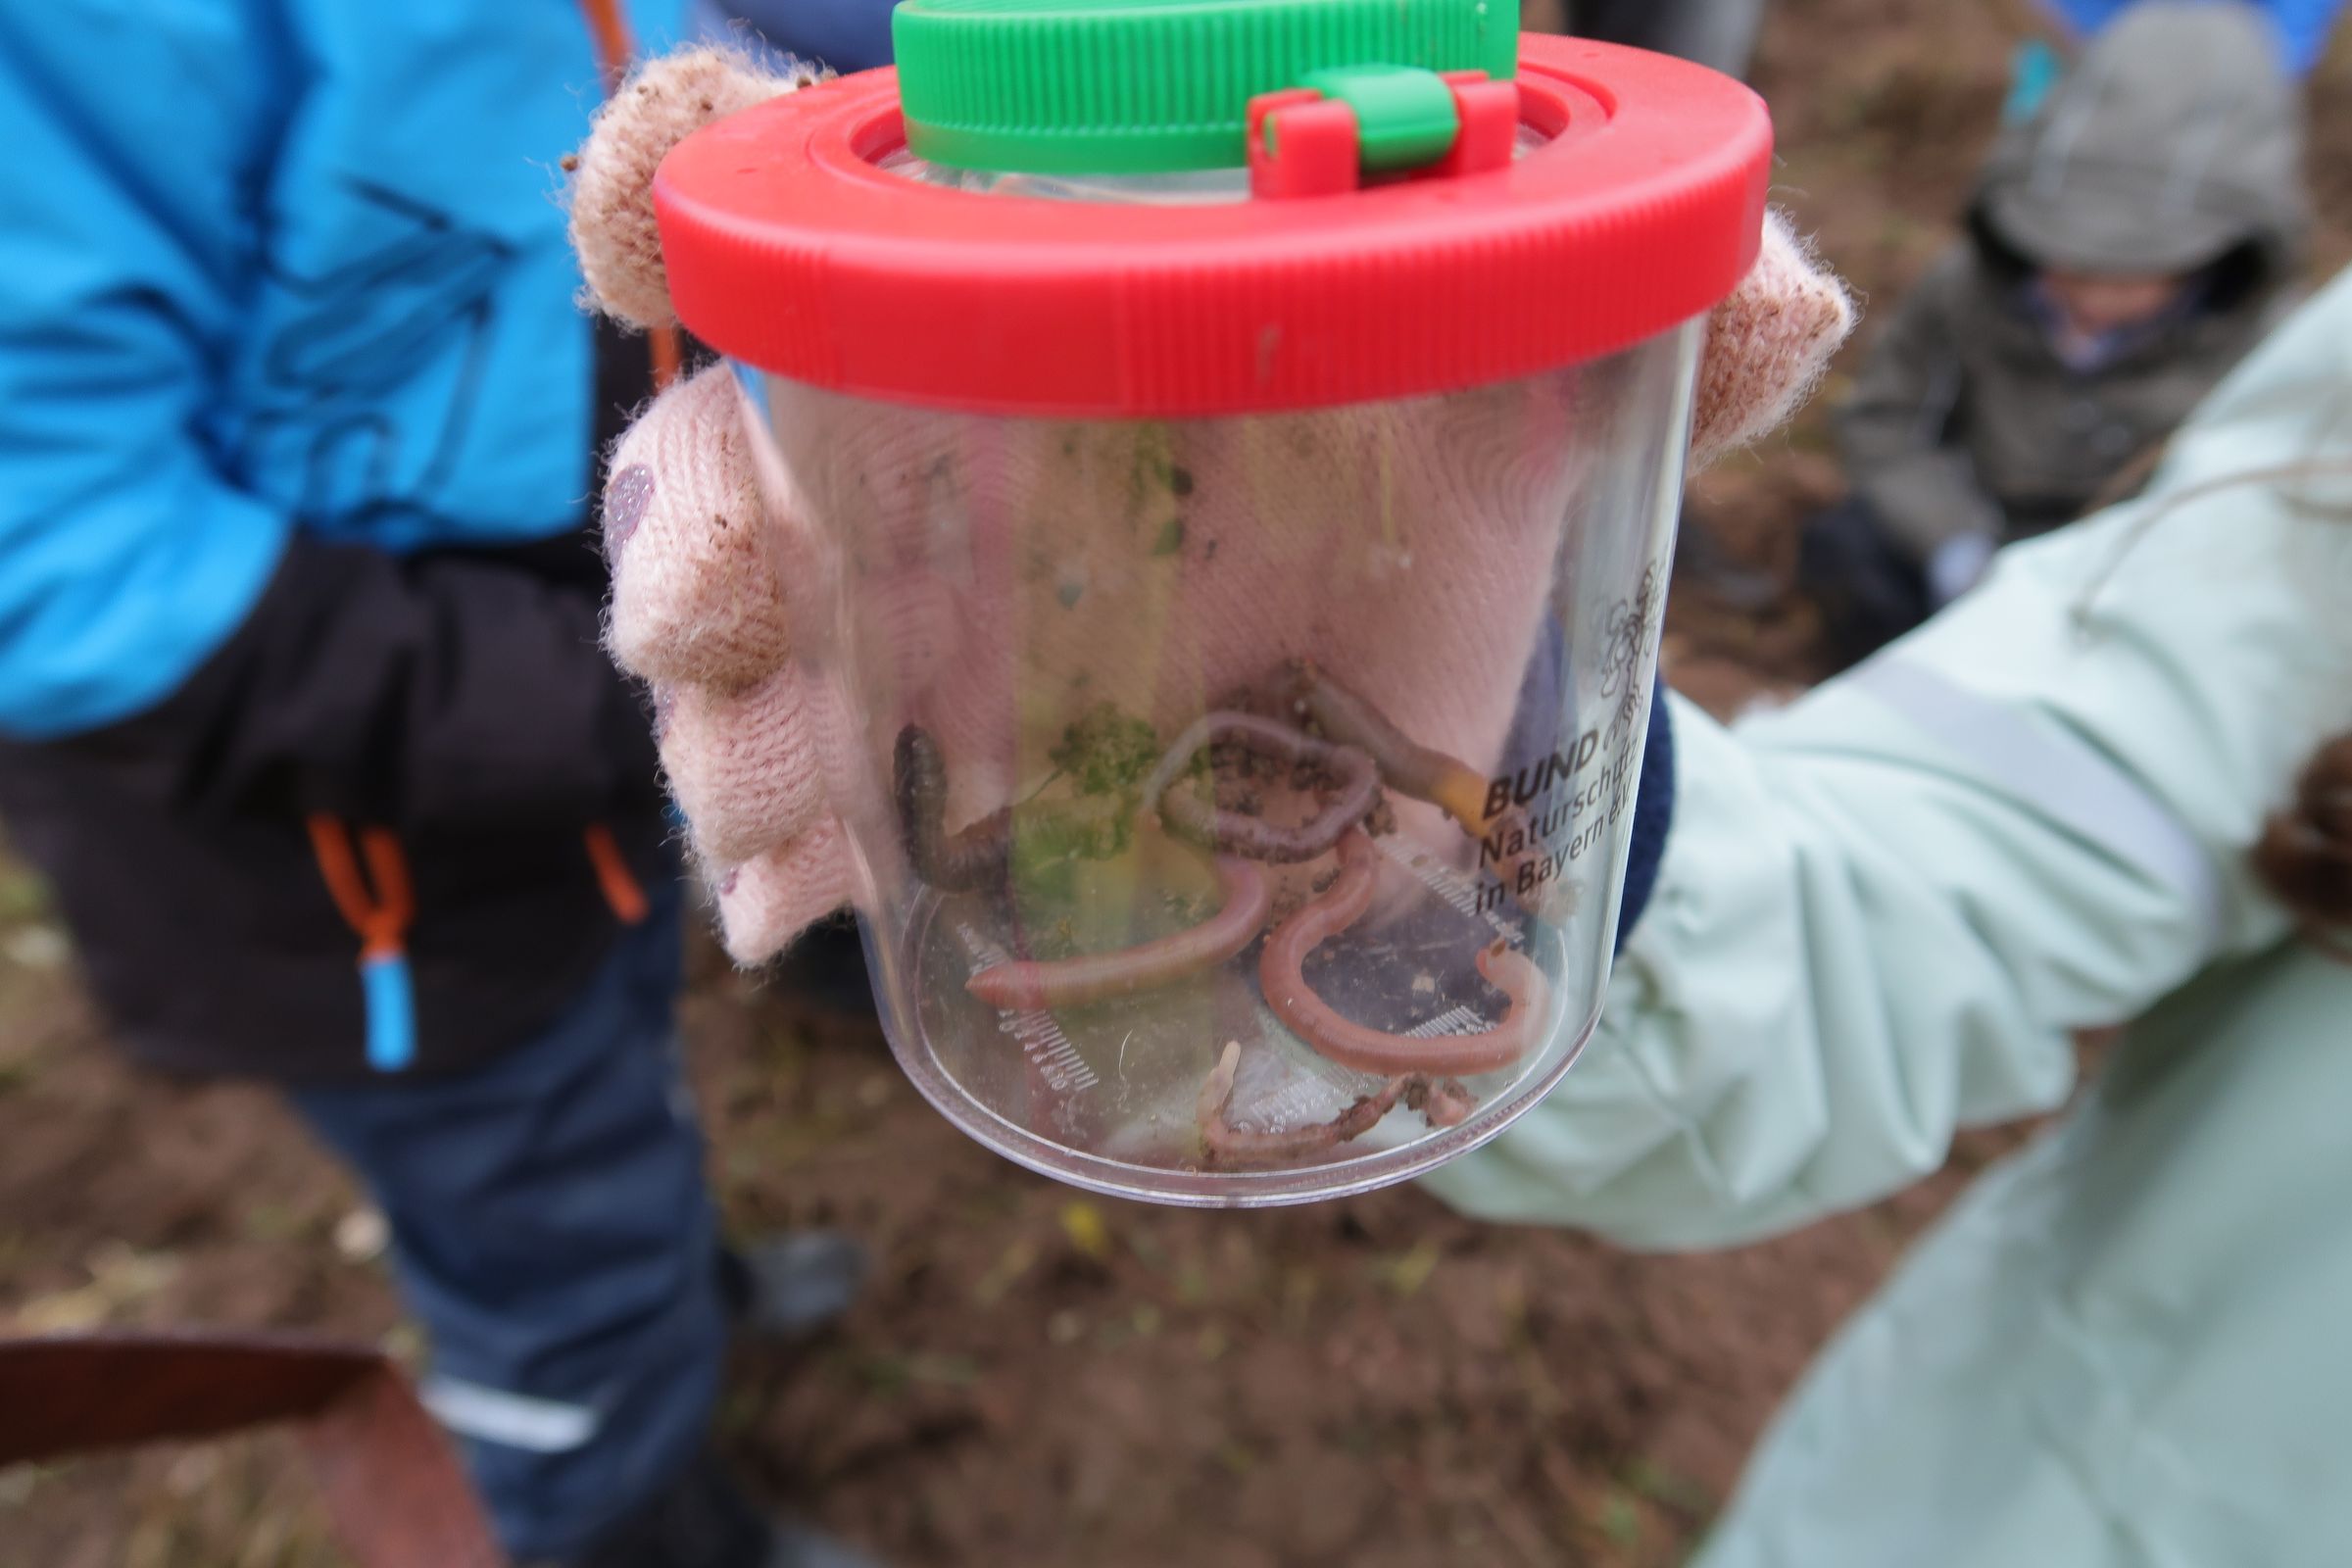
[656,34,1771,416]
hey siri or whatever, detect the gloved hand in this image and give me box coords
[568,48,1854,964]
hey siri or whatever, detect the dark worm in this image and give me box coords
[1196,1041,1409,1167]
[1142,710,1380,863]
[1259,829,1547,1077]
[966,857,1271,1011]
[1195,1042,1477,1167]
[895,724,1125,893]
[895,725,1012,892]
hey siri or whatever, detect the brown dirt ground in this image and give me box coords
[5,4,2347,1564]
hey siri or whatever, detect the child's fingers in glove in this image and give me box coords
[711,823,859,965]
[570,47,817,330]
[658,672,834,866]
[604,367,796,689]
[1689,210,1856,469]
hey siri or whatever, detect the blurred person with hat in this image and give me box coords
[1802,0,2307,663]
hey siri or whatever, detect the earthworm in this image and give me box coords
[1142,710,1379,862]
[1196,1041,1410,1167]
[1275,660,1494,834]
[894,724,1124,893]
[966,857,1271,1011]
[1259,829,1548,1076]
[895,725,1012,892]
[1277,661,1570,919]
[1195,1042,1479,1166]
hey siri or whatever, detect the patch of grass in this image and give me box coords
[856,1350,981,1396]
[0,863,52,924]
[0,1460,57,1508]
[240,1200,314,1245]
[1379,1239,1444,1298]
[971,1238,1040,1306]
[1597,1489,1642,1552]
[1626,1456,1714,1519]
[1057,1200,1113,1262]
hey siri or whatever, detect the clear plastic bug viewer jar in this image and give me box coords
[653,0,1772,1203]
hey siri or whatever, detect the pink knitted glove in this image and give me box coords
[570,48,1853,965]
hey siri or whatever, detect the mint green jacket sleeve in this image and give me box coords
[1424,269,2352,1250]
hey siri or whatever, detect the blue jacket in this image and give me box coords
[0,0,684,1081]
[2035,0,2344,73]
[0,0,681,738]
[689,0,897,74]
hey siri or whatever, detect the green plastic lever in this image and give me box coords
[1295,64,1464,172]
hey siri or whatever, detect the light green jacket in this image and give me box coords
[1426,267,2352,1566]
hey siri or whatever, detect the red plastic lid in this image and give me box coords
[655,35,1771,416]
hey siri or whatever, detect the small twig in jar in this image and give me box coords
[1142,710,1379,863]
[1260,829,1547,1077]
[966,857,1271,1011]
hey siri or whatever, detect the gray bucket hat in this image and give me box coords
[1976,1,2306,276]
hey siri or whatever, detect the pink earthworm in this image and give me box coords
[1275,660,1494,835]
[1259,829,1548,1076]
[965,857,1270,1011]
[1142,710,1380,863]
[1276,662,1567,918]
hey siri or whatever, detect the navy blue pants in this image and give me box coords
[1796,496,1936,670]
[293,885,723,1563]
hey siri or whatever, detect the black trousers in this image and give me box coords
[1571,0,1766,75]
[1796,496,1935,672]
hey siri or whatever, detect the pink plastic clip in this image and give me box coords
[1248,88,1359,198]
[1432,72,1521,180]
